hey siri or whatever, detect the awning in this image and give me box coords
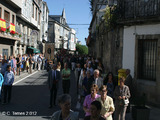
[28,47,41,53]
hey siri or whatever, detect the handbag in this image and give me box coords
[124,98,129,105]
[119,98,129,105]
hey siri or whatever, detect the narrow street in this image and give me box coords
[0,69,160,120]
[0,70,80,120]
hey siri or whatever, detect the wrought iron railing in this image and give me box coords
[118,0,160,20]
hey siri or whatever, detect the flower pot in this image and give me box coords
[132,106,150,120]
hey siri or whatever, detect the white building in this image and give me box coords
[16,0,43,55]
[40,1,49,53]
[48,9,77,54]
[121,0,160,105]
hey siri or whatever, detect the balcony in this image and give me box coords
[0,20,21,41]
[118,0,160,24]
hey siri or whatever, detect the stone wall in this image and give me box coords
[95,21,123,74]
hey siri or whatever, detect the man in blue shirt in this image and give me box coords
[2,65,14,104]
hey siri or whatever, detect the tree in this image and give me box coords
[76,44,88,55]
[89,0,93,12]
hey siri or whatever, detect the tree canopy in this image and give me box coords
[76,44,88,55]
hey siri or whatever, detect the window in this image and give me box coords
[4,10,10,22]
[12,15,15,24]
[38,12,40,25]
[32,3,34,18]
[46,10,48,22]
[27,28,29,37]
[35,7,37,21]
[3,49,8,59]
[138,39,157,81]
[0,7,1,18]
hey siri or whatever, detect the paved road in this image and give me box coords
[0,70,79,120]
[1,70,159,120]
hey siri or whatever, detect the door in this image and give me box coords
[3,49,8,59]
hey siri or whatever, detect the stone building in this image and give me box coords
[0,0,21,58]
[0,0,49,56]
[40,1,49,53]
[16,0,43,55]
[87,0,121,74]
[119,0,160,105]
[48,9,77,54]
[88,0,160,105]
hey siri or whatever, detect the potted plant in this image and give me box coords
[132,93,150,120]
[6,27,10,33]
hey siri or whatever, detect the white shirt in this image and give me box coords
[95,78,98,85]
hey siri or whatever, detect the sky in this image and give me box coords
[44,0,92,45]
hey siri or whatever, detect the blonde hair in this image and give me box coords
[91,84,99,92]
[120,76,126,83]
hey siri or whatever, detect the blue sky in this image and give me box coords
[44,0,92,45]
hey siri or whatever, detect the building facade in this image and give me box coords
[16,0,43,55]
[0,0,49,56]
[87,0,121,73]
[120,0,160,105]
[48,9,76,54]
[88,0,160,105]
[0,0,21,58]
[40,1,49,53]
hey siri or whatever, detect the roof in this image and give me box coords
[48,16,70,29]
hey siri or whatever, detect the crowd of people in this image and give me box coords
[0,53,133,120]
[0,53,45,104]
[48,54,133,120]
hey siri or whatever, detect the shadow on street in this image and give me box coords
[0,70,78,119]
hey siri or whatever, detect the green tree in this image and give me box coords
[76,44,88,55]
[104,5,118,29]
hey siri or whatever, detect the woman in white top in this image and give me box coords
[8,56,12,65]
